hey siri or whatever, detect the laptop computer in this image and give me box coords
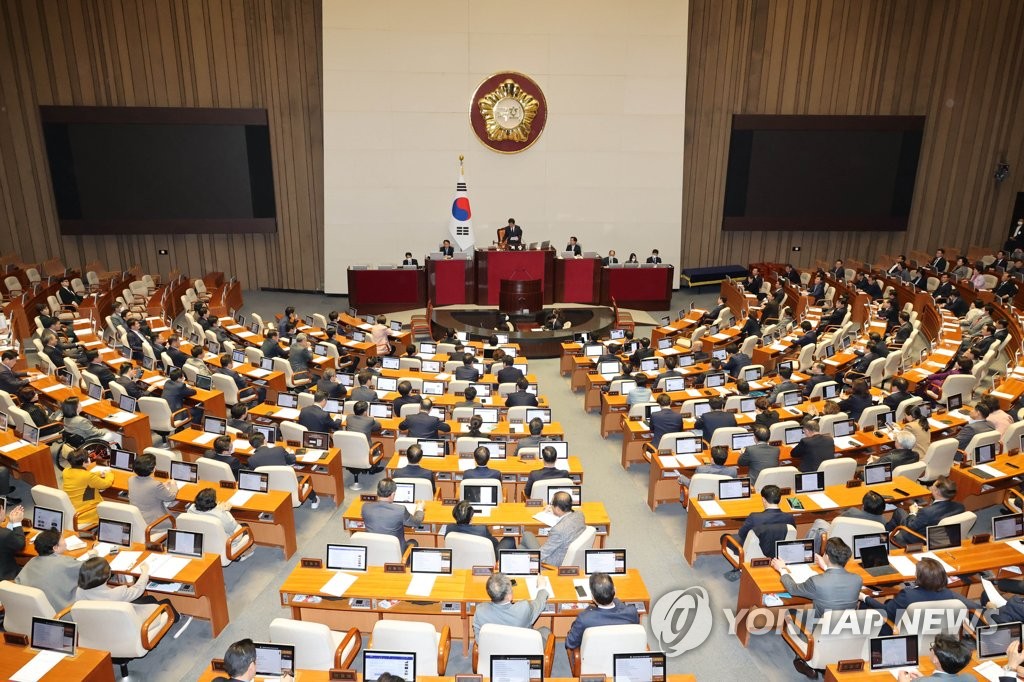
[794,471,825,494]
[693,401,712,419]
[392,481,417,512]
[863,461,892,485]
[612,652,667,682]
[381,356,400,370]
[30,617,77,655]
[463,482,499,513]
[546,485,582,506]
[775,539,815,565]
[704,372,726,389]
[993,512,1024,541]
[252,642,296,677]
[822,383,839,399]
[478,440,506,459]
[422,380,444,396]
[326,544,367,571]
[854,533,899,576]
[363,651,416,681]
[238,470,269,493]
[32,506,63,532]
[369,402,394,419]
[584,548,626,575]
[166,529,204,558]
[96,519,132,547]
[416,438,448,457]
[409,547,452,574]
[868,634,918,673]
[743,366,763,382]
[118,394,137,414]
[663,377,684,392]
[302,430,329,450]
[784,426,804,445]
[731,431,756,451]
[526,408,551,424]
[252,423,278,444]
[170,460,199,484]
[203,415,227,435]
[194,374,213,390]
[490,654,545,682]
[718,478,751,500]
[109,448,136,472]
[926,523,962,551]
[498,549,541,575]
[978,622,1024,659]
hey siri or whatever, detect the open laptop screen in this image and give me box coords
[31,617,77,655]
[498,549,541,576]
[925,523,962,551]
[775,539,815,565]
[869,634,918,671]
[166,529,204,558]
[253,642,295,676]
[612,652,667,682]
[96,519,132,547]
[326,544,367,571]
[490,654,544,682]
[584,548,626,575]
[409,547,452,574]
[978,622,1024,659]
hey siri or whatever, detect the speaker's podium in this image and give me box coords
[474,246,555,308]
[426,253,475,306]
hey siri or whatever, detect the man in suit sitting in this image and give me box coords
[649,394,683,448]
[260,329,289,360]
[893,634,979,682]
[793,321,818,347]
[524,446,569,498]
[505,378,538,407]
[345,400,382,444]
[882,377,914,412]
[790,418,836,473]
[504,218,523,248]
[315,368,347,401]
[391,380,420,417]
[645,249,662,264]
[84,350,116,389]
[401,252,419,266]
[203,435,241,479]
[496,357,525,385]
[350,371,376,403]
[454,353,480,381]
[298,391,342,433]
[472,569,550,640]
[771,538,862,677]
[737,425,780,486]
[890,312,914,345]
[766,365,798,404]
[393,443,436,492]
[724,343,751,380]
[602,250,618,266]
[886,476,965,544]
[362,478,424,552]
[564,236,582,256]
[808,274,826,301]
[398,399,451,439]
[694,395,737,446]
[216,638,296,682]
[564,572,640,651]
[447,502,517,563]
[931,248,949,272]
[164,335,189,369]
[801,362,831,398]
[463,446,501,481]
[735,484,795,549]
[518,418,547,450]
[954,401,996,457]
[439,239,456,258]
[247,431,295,469]
[520,491,585,566]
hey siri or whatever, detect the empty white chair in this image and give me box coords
[0,581,55,636]
[30,485,95,531]
[279,420,308,444]
[528,477,575,502]
[783,609,886,673]
[753,466,798,493]
[144,447,181,475]
[572,623,647,676]
[959,429,1000,461]
[369,620,451,676]
[97,501,172,544]
[269,617,361,670]
[818,412,849,437]
[559,525,598,568]
[921,437,959,480]
[443,531,496,569]
[819,458,857,487]
[891,461,926,482]
[197,458,235,484]
[475,624,550,676]
[826,517,886,549]
[708,426,748,449]
[858,404,891,431]
[349,531,404,566]
[137,396,190,439]
[254,465,313,507]
[175,512,254,567]
[684,473,731,508]
[332,431,385,490]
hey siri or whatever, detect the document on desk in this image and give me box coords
[106,410,135,424]
[109,550,144,572]
[914,551,954,573]
[532,510,560,527]
[237,331,256,339]
[41,383,65,394]
[275,407,301,420]
[524,575,550,600]
[248,368,272,378]
[807,492,838,509]
[406,573,437,597]
[321,571,358,597]
[10,650,68,682]
[676,453,702,467]
[193,432,219,446]
[79,398,99,407]
[457,458,476,471]
[695,499,725,517]
[0,439,30,453]
[139,553,191,580]
[888,555,917,577]
[1007,540,1024,556]
[657,455,680,469]
[227,490,256,506]
[299,449,325,463]
[973,464,1006,478]
[975,660,1012,682]
[64,535,87,552]
[786,564,818,583]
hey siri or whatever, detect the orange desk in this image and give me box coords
[0,427,58,487]
[0,642,114,681]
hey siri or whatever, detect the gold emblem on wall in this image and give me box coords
[470,72,548,153]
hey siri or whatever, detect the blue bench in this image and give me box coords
[681,265,748,287]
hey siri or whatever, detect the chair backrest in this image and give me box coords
[506,406,530,424]
[447,379,470,395]
[818,413,849,437]
[939,374,977,403]
[627,402,657,418]
[560,525,598,567]
[819,458,857,487]
[743,524,797,560]
[371,620,443,676]
[456,437,488,455]
[804,609,886,670]
[96,501,150,544]
[269,618,339,671]
[858,405,890,430]
[297,392,315,410]
[460,479,503,503]
[921,437,959,480]
[254,465,303,506]
[753,466,798,493]
[399,403,421,418]
[175,512,232,566]
[497,382,517,397]
[961,430,1000,459]
[72,600,167,659]
[392,477,433,502]
[529,477,576,502]
[475,624,543,674]
[897,599,969,651]
[0,581,55,635]
[938,511,977,538]
[197,458,235,483]
[892,461,926,482]
[656,431,698,452]
[350,531,402,566]
[1003,420,1024,453]
[578,624,648,675]
[686,474,731,503]
[826,517,886,550]
[280,421,308,444]
[30,485,77,531]
[709,426,747,449]
[768,420,801,443]
[398,357,421,371]
[138,396,174,431]
[443,531,496,569]
[332,431,371,467]
[894,396,923,422]
[210,374,240,404]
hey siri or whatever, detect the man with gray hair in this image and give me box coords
[472,572,551,640]
[867,429,920,469]
[361,478,425,552]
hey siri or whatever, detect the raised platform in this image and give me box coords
[681,264,748,288]
[430,306,615,358]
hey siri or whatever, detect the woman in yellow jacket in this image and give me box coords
[61,448,113,526]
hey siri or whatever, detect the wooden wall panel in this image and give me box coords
[0,0,322,291]
[684,0,1024,271]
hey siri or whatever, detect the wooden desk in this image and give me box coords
[948,452,1024,507]
[0,427,58,488]
[0,642,114,681]
[825,657,995,681]
[342,500,610,549]
[198,671,696,682]
[384,453,583,501]
[30,376,152,452]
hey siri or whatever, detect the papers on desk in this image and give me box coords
[885,666,918,680]
[823,358,840,365]
[888,555,917,577]
[0,439,30,453]
[695,499,725,517]
[109,550,144,572]
[321,571,358,597]
[82,542,116,560]
[105,410,135,424]
[806,492,838,509]
[82,340,104,348]
[234,440,251,452]
[659,326,676,333]
[524,575,550,600]
[658,455,680,469]
[406,573,437,597]
[227,490,256,506]
[457,459,475,471]
[933,348,956,358]
[990,390,1015,400]
[193,432,219,446]
[833,437,863,450]
[10,650,68,682]
[64,535,87,552]
[769,342,789,352]
[928,418,953,430]
[435,372,451,380]
[914,551,954,573]
[79,398,99,408]
[1007,540,1024,556]
[532,510,560,527]
[137,553,190,580]
[973,464,1006,479]
[708,333,730,341]
[275,407,300,420]
[248,368,272,378]
[785,563,819,583]
[298,449,325,463]
[975,660,1011,682]
[237,331,256,339]
[41,383,65,394]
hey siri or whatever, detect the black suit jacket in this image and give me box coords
[440,246,455,257]
[166,347,189,368]
[402,258,419,266]
[496,367,525,385]
[248,444,295,469]
[791,434,836,473]
[399,412,451,439]
[738,508,796,544]
[646,256,662,263]
[316,378,346,400]
[0,366,30,394]
[902,499,966,534]
[444,522,500,553]
[505,391,538,407]
[932,257,948,272]
[694,410,737,444]
[649,408,683,446]
[298,405,341,432]
[0,526,26,580]
[565,244,581,256]
[393,463,436,491]
[505,225,523,243]
[161,380,196,411]
[602,257,618,265]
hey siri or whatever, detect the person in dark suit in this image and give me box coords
[115,363,149,400]
[793,321,818,348]
[602,250,618,266]
[838,379,873,422]
[288,334,314,374]
[739,312,761,339]
[439,239,456,258]
[890,312,913,346]
[505,378,539,407]
[882,377,914,412]
[782,263,802,285]
[886,476,965,543]
[161,368,196,412]
[863,558,979,633]
[629,338,655,367]
[645,250,662,264]
[454,353,480,381]
[315,368,347,401]
[443,500,515,553]
[226,403,255,438]
[524,446,568,497]
[744,267,764,296]
[496,357,525,385]
[462,446,502,481]
[954,401,996,455]
[216,354,249,392]
[0,503,26,579]
[202,435,241,479]
[886,255,908,277]
[362,479,424,552]
[564,237,582,256]
[350,372,377,403]
[808,274,826,301]
[298,392,342,433]
[164,336,189,369]
[392,443,436,492]
[996,271,1019,299]
[215,638,295,682]
[822,297,848,327]
[401,252,419,266]
[596,344,621,366]
[655,356,682,384]
[831,259,846,281]
[790,419,836,473]
[398,400,451,439]
[868,430,919,468]
[346,400,382,444]
[247,431,295,468]
[801,363,830,398]
[944,291,968,317]
[518,418,547,450]
[564,572,640,650]
[39,332,66,370]
[933,273,954,301]
[83,351,116,389]
[931,249,949,272]
[753,396,780,428]
[125,318,147,361]
[694,396,737,446]
[724,344,751,380]
[968,324,1000,359]
[649,394,683,447]
[260,329,289,360]
[766,365,797,404]
[736,485,795,546]
[737,425,780,486]
[391,381,420,417]
[908,270,926,289]
[504,218,523,247]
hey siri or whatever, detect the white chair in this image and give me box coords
[937,510,977,538]
[456,437,488,455]
[211,373,256,407]
[197,458,235,484]
[528,477,575,502]
[443,531,496,569]
[768,420,802,443]
[272,357,311,390]
[783,609,886,673]
[399,403,420,418]
[895,396,924,422]
[144,447,181,475]
[506,406,531,423]
[332,431,384,490]
[1002,420,1024,452]
[349,531,406,566]
[818,412,849,437]
[254,465,313,507]
[920,437,959,480]
[959,429,1000,461]
[896,599,970,652]
[654,431,700,453]
[280,421,308,444]
[269,618,361,671]
[474,624,552,676]
[175,512,254,567]
[447,380,470,395]
[452,407,475,422]
[392,477,434,502]
[137,396,190,440]
[497,382,517,398]
[892,461,926,482]
[460,479,503,503]
[819,458,857,487]
[571,623,648,677]
[937,374,977,403]
[684,473,731,508]
[858,405,891,431]
[708,425,748,449]
[0,581,55,636]
[97,501,172,545]
[558,525,598,568]
[69,600,175,678]
[30,485,95,531]
[825,517,886,549]
[753,466,798,493]
[369,620,451,676]
[399,357,421,371]
[244,346,264,367]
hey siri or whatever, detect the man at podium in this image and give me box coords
[504,218,523,248]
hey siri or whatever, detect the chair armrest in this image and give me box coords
[566,646,581,677]
[145,514,175,543]
[543,627,556,677]
[472,640,479,674]
[236,386,258,402]
[72,509,98,532]
[369,442,385,466]
[641,442,657,462]
[170,407,192,427]
[140,603,174,650]
[291,371,312,385]
[225,524,254,561]
[720,533,743,569]
[1003,489,1024,513]
[401,542,414,564]
[437,625,451,675]
[55,605,73,621]
[334,626,362,669]
[780,609,814,662]
[296,474,313,503]
[888,525,925,548]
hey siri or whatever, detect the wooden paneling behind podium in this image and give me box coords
[684,0,1024,267]
[0,0,323,291]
